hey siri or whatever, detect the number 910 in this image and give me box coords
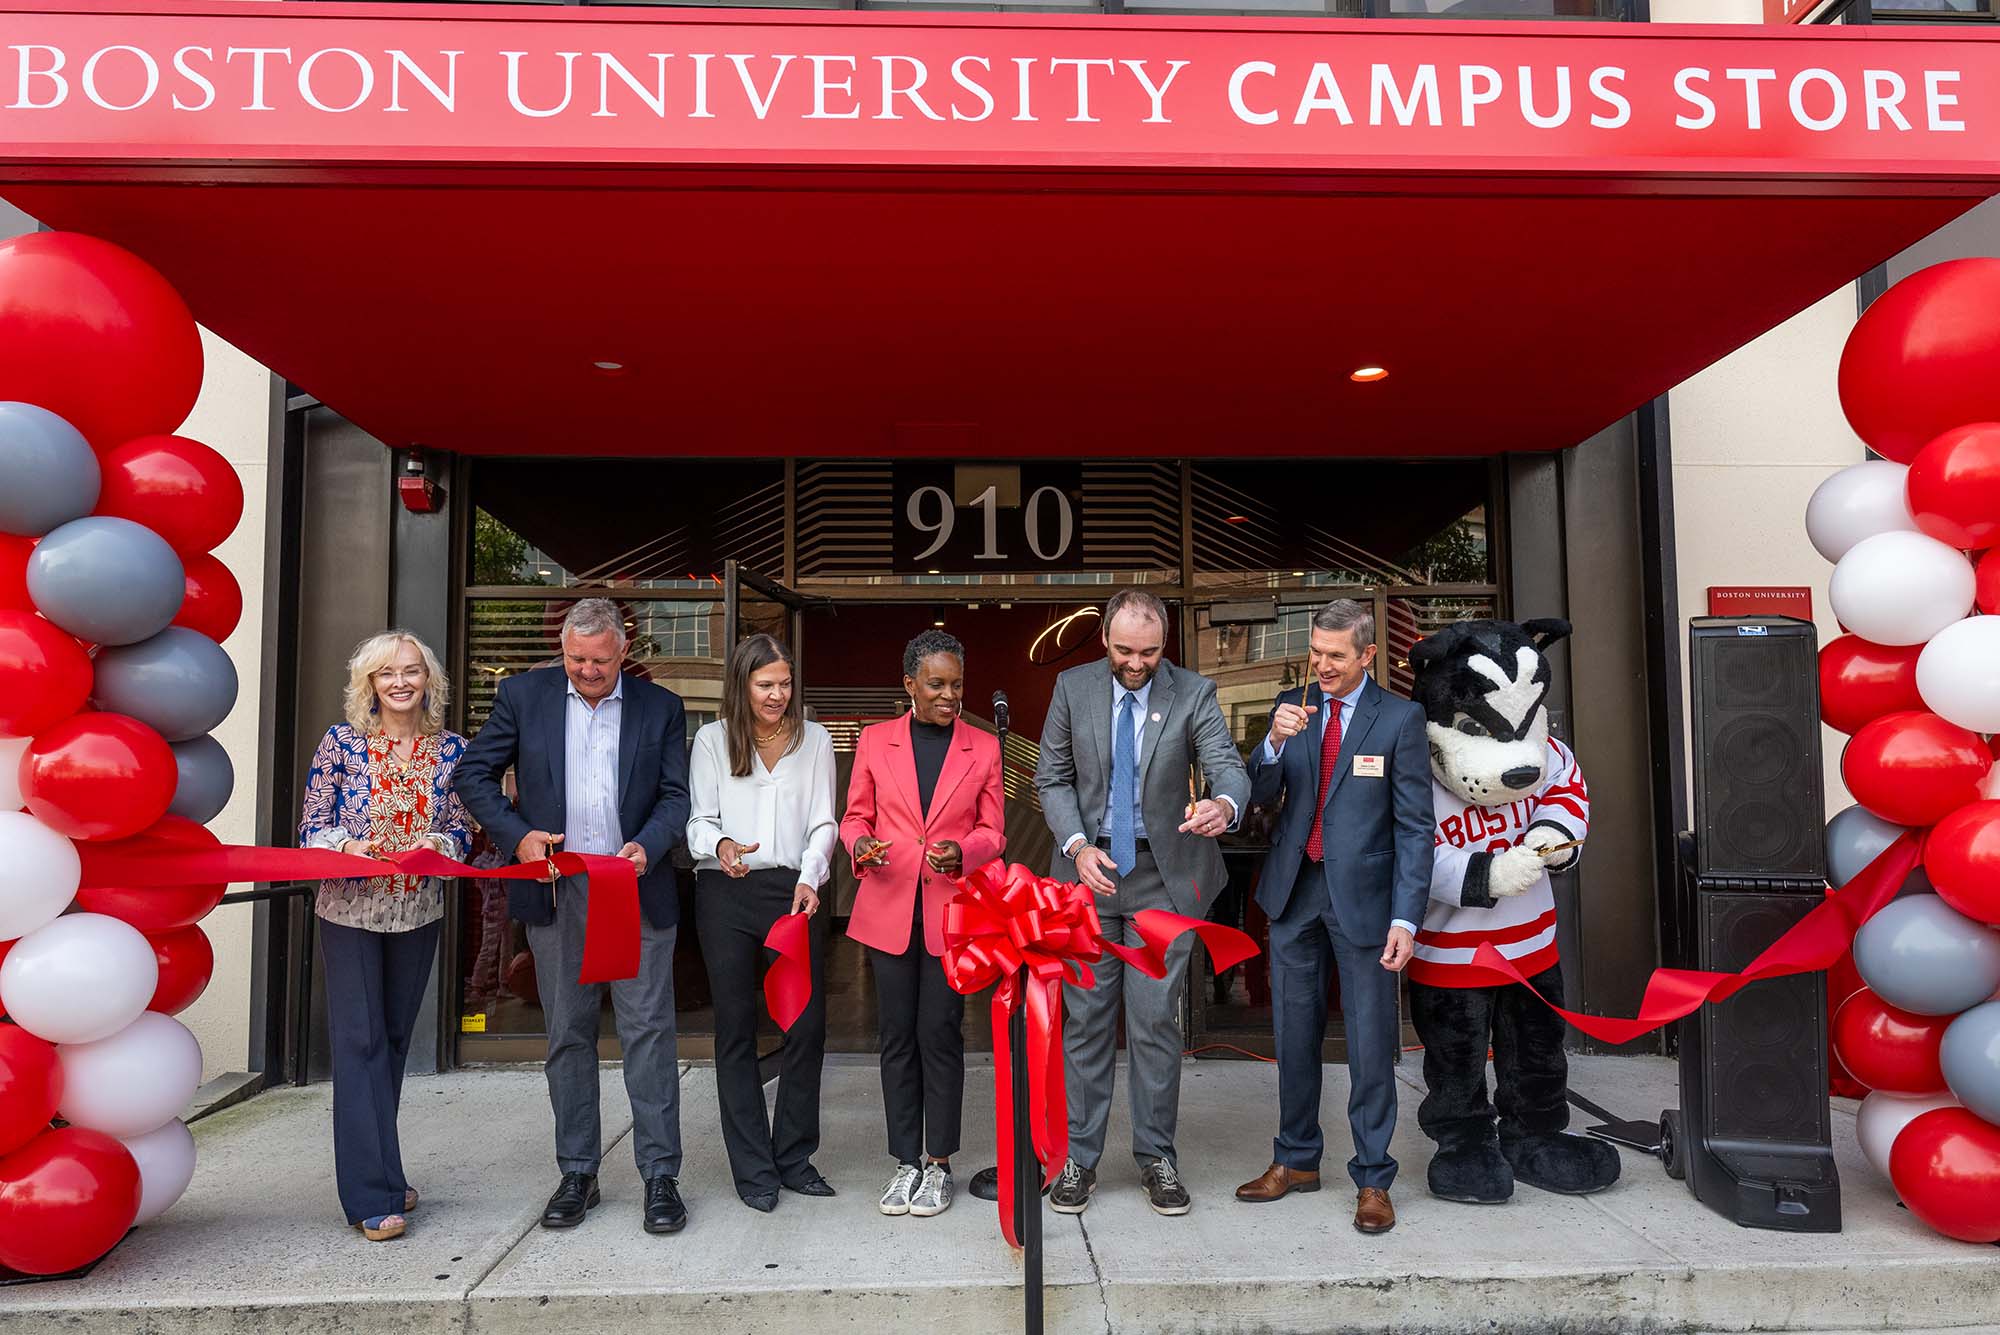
[907,484,1076,563]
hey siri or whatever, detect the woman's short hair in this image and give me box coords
[342,630,449,735]
[561,597,627,647]
[903,629,966,679]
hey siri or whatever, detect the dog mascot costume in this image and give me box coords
[1405,617,1621,1204]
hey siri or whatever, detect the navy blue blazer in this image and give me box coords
[453,666,691,930]
[1246,675,1434,943]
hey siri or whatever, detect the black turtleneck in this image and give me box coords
[911,717,953,816]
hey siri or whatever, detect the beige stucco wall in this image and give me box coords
[175,328,279,1080]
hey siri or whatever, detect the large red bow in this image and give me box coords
[941,860,1258,1247]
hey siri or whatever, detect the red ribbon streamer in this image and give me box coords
[762,911,812,1032]
[76,838,644,985]
[1463,832,1921,1046]
[939,860,1258,1247]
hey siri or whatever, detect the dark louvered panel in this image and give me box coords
[795,461,893,577]
[1081,461,1179,571]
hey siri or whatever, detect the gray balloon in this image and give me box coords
[1942,1001,2000,1126]
[90,628,237,742]
[1854,893,2000,1016]
[1824,804,1932,898]
[26,516,185,646]
[0,402,99,537]
[168,734,233,825]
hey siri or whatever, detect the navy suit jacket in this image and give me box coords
[453,666,691,930]
[1246,675,1434,943]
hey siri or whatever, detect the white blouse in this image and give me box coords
[686,719,839,889]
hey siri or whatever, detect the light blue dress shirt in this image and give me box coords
[1062,675,1238,859]
[1264,678,1417,938]
[563,674,624,857]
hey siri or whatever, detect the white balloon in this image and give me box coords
[1855,1089,1959,1180]
[119,1118,196,1224]
[1917,616,2000,732]
[57,1012,202,1139]
[0,913,158,1044]
[1828,530,1977,647]
[0,810,79,941]
[0,736,26,811]
[1806,460,1919,563]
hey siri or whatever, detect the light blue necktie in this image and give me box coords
[1110,691,1138,876]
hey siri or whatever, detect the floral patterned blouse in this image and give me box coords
[299,722,473,932]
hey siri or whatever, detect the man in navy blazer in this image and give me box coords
[1233,599,1433,1234]
[455,598,692,1235]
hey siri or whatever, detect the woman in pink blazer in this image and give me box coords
[842,630,1005,1220]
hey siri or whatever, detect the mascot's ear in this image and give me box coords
[1409,624,1465,675]
[1521,618,1573,651]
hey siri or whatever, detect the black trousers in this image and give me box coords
[870,891,965,1164]
[695,867,827,1196]
[1409,962,1572,1150]
[318,915,441,1225]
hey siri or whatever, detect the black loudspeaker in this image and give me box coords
[1689,618,1825,882]
[1664,616,1837,1233]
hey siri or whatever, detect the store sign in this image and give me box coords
[892,463,1083,572]
[1708,585,1812,619]
[0,3,1996,179]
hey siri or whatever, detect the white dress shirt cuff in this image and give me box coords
[1216,794,1240,831]
[1063,833,1087,858]
[1259,737,1282,765]
[305,827,352,853]
[1391,919,1419,937]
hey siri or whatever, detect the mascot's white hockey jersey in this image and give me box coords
[1410,739,1589,987]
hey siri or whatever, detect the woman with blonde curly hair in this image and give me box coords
[299,629,472,1242]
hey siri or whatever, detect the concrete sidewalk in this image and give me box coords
[1,1053,1995,1334]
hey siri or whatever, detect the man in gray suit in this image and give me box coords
[1035,589,1250,1217]
[1232,598,1432,1234]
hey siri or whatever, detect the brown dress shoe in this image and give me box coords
[1235,1164,1321,1203]
[1353,1187,1396,1233]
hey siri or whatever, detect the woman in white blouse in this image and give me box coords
[687,632,838,1212]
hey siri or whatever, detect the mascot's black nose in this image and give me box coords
[1502,765,1541,790]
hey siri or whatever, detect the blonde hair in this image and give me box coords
[343,630,450,735]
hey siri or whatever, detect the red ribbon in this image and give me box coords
[1465,832,1921,1045]
[77,838,644,985]
[939,860,1258,1247]
[762,911,813,1031]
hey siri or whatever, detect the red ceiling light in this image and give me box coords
[1350,366,1388,383]
[1224,514,1249,524]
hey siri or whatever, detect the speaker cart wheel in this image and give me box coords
[1660,1110,1686,1181]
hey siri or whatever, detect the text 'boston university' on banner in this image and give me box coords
[0,1,1997,176]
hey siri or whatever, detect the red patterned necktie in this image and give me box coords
[1305,701,1344,862]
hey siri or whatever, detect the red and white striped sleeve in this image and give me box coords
[1525,740,1588,868]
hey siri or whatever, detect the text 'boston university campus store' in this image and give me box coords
[2,0,1995,1075]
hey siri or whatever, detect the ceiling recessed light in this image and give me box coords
[927,569,941,575]
[593,360,625,372]
[1350,366,1388,383]
[1224,515,1249,524]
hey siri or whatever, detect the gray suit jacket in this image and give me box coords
[1033,658,1250,916]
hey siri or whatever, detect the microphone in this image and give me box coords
[991,689,1010,731]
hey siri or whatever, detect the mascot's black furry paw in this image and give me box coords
[1427,1137,1514,1204]
[1501,1130,1621,1196]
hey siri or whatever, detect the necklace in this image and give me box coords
[754,721,791,745]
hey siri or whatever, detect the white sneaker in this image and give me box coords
[909,1163,953,1217]
[879,1164,922,1216]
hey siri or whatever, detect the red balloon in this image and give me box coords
[0,1027,61,1157]
[95,435,243,555]
[0,1126,141,1275]
[1818,636,1924,736]
[1832,988,1950,1093]
[1889,1107,2000,1243]
[1978,550,2000,616]
[20,712,176,841]
[174,551,243,643]
[146,923,214,1015]
[1826,942,1871,1099]
[1921,800,2000,926]
[0,609,92,737]
[0,233,202,452]
[0,535,31,611]
[1839,258,2000,464]
[1841,710,1991,827]
[75,814,226,931]
[1908,424,2000,550]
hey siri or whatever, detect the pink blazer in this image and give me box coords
[842,714,1006,957]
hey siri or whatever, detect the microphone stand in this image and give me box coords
[967,692,1043,1335]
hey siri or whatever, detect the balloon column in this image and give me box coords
[1814,257,2000,1245]
[0,233,236,1273]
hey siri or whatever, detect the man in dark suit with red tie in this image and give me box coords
[1233,598,1433,1234]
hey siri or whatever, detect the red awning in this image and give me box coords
[2,2,1995,458]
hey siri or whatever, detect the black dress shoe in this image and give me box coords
[644,1175,688,1234]
[782,1167,836,1198]
[541,1172,599,1228]
[740,1190,779,1213]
